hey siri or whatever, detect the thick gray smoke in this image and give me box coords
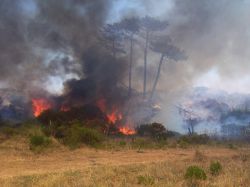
[1,0,250,133]
[0,0,111,96]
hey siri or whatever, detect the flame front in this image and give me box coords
[119,127,136,135]
[32,98,52,117]
[96,98,136,135]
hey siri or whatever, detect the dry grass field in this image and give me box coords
[0,136,250,187]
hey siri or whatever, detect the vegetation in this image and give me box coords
[210,161,222,176]
[185,166,207,180]
[0,122,250,186]
[178,134,210,145]
[136,122,175,141]
[137,175,155,185]
[62,124,105,149]
[29,135,51,152]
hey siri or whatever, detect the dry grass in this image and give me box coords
[0,136,250,186]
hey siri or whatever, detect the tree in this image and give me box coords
[149,36,186,100]
[140,16,168,99]
[119,17,140,97]
[100,23,125,58]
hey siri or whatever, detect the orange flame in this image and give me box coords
[96,98,136,135]
[32,98,52,117]
[107,111,122,124]
[119,127,136,135]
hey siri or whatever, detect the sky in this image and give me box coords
[2,0,250,95]
[107,0,250,95]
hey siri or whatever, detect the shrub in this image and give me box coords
[29,135,51,151]
[63,125,104,149]
[137,175,155,185]
[136,123,168,140]
[210,161,222,176]
[185,166,207,180]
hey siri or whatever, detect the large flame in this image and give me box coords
[119,127,136,135]
[32,98,52,117]
[96,98,136,135]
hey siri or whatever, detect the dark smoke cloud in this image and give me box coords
[0,0,112,96]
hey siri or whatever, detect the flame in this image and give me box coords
[96,98,136,135]
[32,98,52,117]
[119,127,136,135]
[107,111,122,124]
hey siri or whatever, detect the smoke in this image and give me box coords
[0,0,112,96]
[1,0,250,133]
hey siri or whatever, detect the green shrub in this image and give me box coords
[29,135,51,152]
[210,161,222,176]
[185,166,207,180]
[63,125,104,149]
[137,175,155,185]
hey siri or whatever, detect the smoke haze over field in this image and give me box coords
[0,0,250,133]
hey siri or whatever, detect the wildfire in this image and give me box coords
[96,98,136,135]
[32,98,52,117]
[107,111,122,124]
[119,127,136,135]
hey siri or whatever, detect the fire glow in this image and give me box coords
[32,98,52,117]
[97,99,136,135]
[119,127,136,135]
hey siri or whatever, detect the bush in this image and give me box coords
[136,123,169,140]
[210,161,222,176]
[137,175,155,185]
[63,125,104,149]
[185,166,207,180]
[29,135,51,151]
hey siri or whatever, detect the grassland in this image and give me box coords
[0,134,249,187]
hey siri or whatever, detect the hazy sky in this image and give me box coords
[2,0,250,95]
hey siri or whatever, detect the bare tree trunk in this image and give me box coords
[128,34,134,97]
[143,31,149,99]
[150,54,164,100]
